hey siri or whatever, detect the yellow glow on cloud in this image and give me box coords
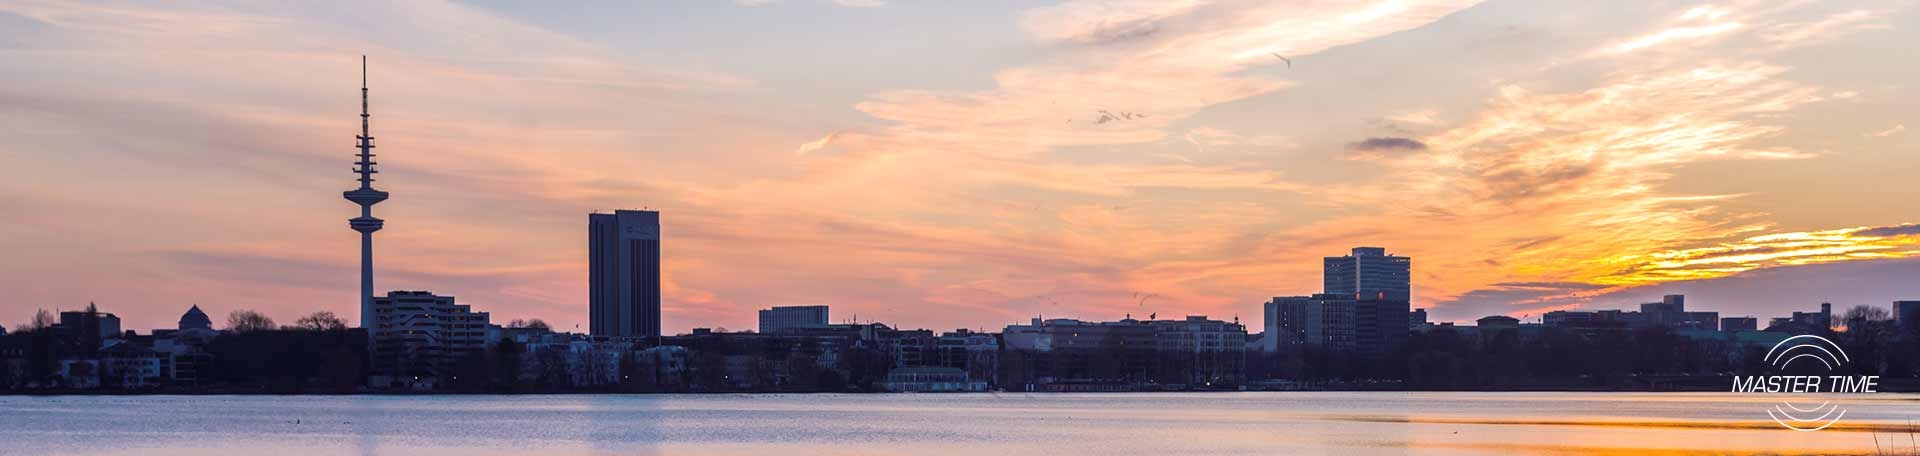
[1592,225,1920,286]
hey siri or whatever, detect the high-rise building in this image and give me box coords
[343,56,389,332]
[758,305,829,334]
[1324,247,1411,301]
[1324,247,1410,358]
[589,210,662,338]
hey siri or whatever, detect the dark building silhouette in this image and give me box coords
[1476,315,1520,327]
[178,305,213,332]
[369,291,490,389]
[1324,247,1410,302]
[590,210,661,338]
[1353,297,1408,359]
[1264,294,1355,353]
[56,307,119,340]
[759,305,829,334]
[1896,301,1920,332]
[1001,316,1246,391]
[1324,247,1410,359]
[1767,303,1834,332]
[1721,316,1758,332]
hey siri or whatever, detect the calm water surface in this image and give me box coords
[3,392,1917,455]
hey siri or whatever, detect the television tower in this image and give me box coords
[343,56,388,332]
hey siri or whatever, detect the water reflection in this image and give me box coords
[0,392,1910,455]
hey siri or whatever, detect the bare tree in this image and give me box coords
[524,319,550,330]
[1841,305,1893,333]
[226,309,277,333]
[294,311,348,332]
[13,309,56,333]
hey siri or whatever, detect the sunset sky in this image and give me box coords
[2,0,1916,334]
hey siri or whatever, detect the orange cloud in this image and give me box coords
[1595,224,1920,285]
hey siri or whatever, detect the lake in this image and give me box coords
[1,392,1916,455]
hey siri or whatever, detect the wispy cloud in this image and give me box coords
[1763,9,1889,49]
[1594,223,1920,285]
[1592,5,1744,56]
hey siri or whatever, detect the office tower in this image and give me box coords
[343,56,389,331]
[1325,247,1410,358]
[589,210,662,338]
[1410,308,1429,329]
[1324,247,1411,301]
[759,305,829,334]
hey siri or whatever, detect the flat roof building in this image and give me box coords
[1324,247,1411,302]
[1896,301,1920,332]
[589,210,662,338]
[758,305,829,334]
[369,291,491,388]
[1265,294,1355,353]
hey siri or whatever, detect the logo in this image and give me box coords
[1731,335,1879,431]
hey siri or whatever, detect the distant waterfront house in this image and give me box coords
[882,367,985,392]
[1001,315,1247,391]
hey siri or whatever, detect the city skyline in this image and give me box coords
[3,1,1919,335]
